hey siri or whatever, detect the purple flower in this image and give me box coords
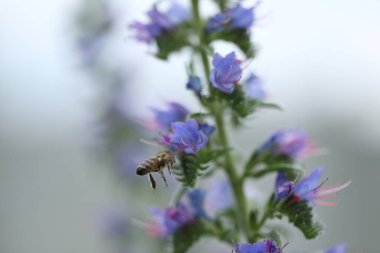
[244,73,266,100]
[226,4,255,29]
[206,3,256,32]
[129,21,161,43]
[160,119,213,154]
[275,173,294,200]
[130,2,190,44]
[147,204,194,237]
[206,13,230,32]
[210,52,242,94]
[276,168,351,206]
[235,239,282,253]
[204,180,234,218]
[186,75,202,95]
[149,102,188,130]
[259,129,313,160]
[187,189,208,218]
[199,123,216,137]
[324,244,347,253]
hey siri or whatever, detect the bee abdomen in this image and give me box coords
[136,157,160,175]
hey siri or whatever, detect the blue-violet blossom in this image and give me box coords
[275,167,351,206]
[324,244,347,253]
[210,52,242,94]
[259,129,313,160]
[244,73,266,100]
[147,204,194,237]
[149,102,188,130]
[234,239,283,253]
[130,2,190,43]
[161,119,213,154]
[206,3,255,32]
[186,75,202,95]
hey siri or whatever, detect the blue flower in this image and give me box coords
[199,123,216,137]
[187,189,208,218]
[244,73,266,100]
[210,52,242,94]
[147,204,194,237]
[276,168,351,206]
[206,3,256,32]
[204,180,234,218]
[161,119,212,154]
[259,129,312,160]
[226,4,255,29]
[150,102,188,130]
[325,244,347,253]
[186,75,203,95]
[130,2,190,44]
[235,239,282,253]
[206,13,230,32]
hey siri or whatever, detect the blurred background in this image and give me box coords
[1,0,379,252]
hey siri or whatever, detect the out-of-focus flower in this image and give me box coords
[160,119,213,154]
[210,52,242,94]
[148,102,188,130]
[199,123,216,137]
[235,239,282,253]
[206,3,256,32]
[324,244,347,253]
[186,75,203,95]
[204,180,234,218]
[243,73,266,100]
[98,207,129,239]
[259,129,313,160]
[74,0,113,65]
[147,204,194,237]
[225,4,255,29]
[186,189,208,218]
[130,2,190,44]
[206,13,230,32]
[275,168,351,206]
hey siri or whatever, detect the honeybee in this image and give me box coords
[136,151,175,190]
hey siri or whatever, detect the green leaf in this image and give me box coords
[172,221,206,253]
[278,200,323,239]
[155,23,192,60]
[256,101,282,111]
[173,153,209,187]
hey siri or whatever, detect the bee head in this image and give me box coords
[136,166,147,176]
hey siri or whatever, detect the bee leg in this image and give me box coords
[159,169,168,187]
[167,164,172,175]
[148,174,156,190]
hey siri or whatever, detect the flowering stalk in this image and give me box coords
[129,0,351,252]
[191,0,250,240]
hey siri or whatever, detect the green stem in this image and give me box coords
[191,0,250,241]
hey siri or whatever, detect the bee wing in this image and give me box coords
[149,173,156,190]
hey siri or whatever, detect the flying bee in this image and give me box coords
[136,151,175,190]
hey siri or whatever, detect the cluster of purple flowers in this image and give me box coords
[130,2,190,43]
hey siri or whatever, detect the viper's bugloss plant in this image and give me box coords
[130,0,350,252]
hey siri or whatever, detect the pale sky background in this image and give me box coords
[1,0,380,252]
